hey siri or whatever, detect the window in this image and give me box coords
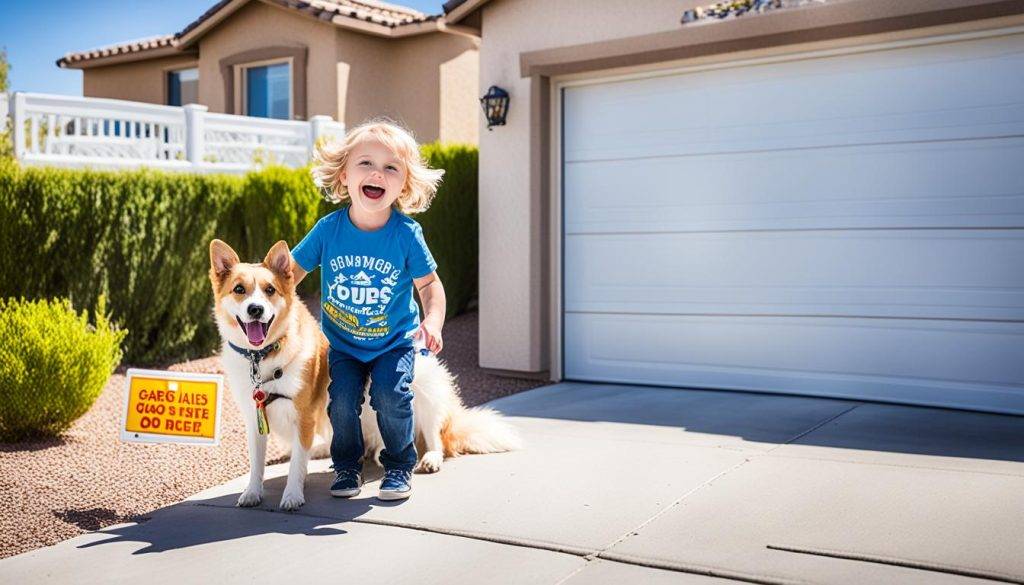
[220,47,306,119]
[244,61,291,120]
[167,68,199,106]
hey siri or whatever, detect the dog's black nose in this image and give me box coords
[247,304,264,319]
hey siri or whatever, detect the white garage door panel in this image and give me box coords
[564,313,1024,414]
[564,34,1024,163]
[563,31,1024,413]
[565,138,1024,234]
[565,230,1024,321]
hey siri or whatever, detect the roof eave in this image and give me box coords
[176,0,248,49]
[57,45,193,69]
[391,19,447,37]
[176,0,438,44]
[443,0,491,25]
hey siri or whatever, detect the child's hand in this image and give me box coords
[414,320,443,355]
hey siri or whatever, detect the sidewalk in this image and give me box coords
[3,382,1023,584]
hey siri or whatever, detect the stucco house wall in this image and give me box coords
[331,23,396,133]
[475,0,698,375]
[390,33,480,145]
[82,54,199,105]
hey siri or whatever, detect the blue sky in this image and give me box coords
[0,0,448,95]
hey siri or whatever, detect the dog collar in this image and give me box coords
[227,340,281,362]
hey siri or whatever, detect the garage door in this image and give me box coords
[562,29,1024,414]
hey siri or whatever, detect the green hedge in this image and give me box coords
[0,296,126,441]
[417,143,478,319]
[0,144,477,365]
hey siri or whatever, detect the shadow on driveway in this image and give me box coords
[74,468,405,555]
[489,382,1024,463]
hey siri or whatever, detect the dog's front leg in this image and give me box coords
[415,412,445,474]
[238,422,268,507]
[280,428,310,511]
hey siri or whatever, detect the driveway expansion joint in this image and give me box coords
[191,501,597,557]
[767,544,1024,584]
[596,457,753,556]
[767,403,862,453]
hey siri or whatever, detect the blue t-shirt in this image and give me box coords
[291,206,437,362]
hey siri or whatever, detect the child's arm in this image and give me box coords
[413,271,446,354]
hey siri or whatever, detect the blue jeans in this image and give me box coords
[327,345,416,473]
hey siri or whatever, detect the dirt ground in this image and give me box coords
[0,309,548,559]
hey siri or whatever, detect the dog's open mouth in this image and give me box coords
[236,316,274,347]
[362,185,385,200]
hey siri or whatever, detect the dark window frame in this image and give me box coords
[166,66,199,107]
[220,46,307,120]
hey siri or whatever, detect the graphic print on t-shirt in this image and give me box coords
[322,254,402,341]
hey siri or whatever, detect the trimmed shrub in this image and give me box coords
[0,143,478,365]
[0,297,126,441]
[231,165,324,297]
[417,143,478,316]
[0,160,241,364]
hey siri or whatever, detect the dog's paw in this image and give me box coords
[279,489,305,511]
[373,449,384,467]
[237,488,263,507]
[415,451,444,474]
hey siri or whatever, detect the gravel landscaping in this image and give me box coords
[0,308,548,559]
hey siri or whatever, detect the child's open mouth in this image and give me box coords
[362,185,385,200]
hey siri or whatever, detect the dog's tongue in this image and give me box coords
[245,321,266,346]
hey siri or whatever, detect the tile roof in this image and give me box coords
[179,0,432,39]
[58,0,438,68]
[682,0,829,24]
[57,35,181,67]
[327,0,432,24]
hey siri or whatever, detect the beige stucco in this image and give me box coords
[83,55,198,105]
[439,45,480,145]
[391,33,480,145]
[79,0,479,143]
[476,0,696,375]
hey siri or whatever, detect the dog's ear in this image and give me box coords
[210,239,240,278]
[263,240,293,279]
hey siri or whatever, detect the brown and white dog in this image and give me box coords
[209,239,521,510]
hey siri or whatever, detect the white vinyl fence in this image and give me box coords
[5,92,345,173]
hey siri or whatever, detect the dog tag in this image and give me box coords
[255,401,270,435]
[253,387,270,435]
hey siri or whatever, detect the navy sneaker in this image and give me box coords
[378,469,412,501]
[330,468,362,498]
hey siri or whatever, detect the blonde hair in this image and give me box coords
[311,117,444,214]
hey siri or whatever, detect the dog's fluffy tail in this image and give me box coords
[441,406,523,457]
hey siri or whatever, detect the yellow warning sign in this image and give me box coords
[121,369,224,445]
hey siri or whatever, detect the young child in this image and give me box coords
[291,118,446,501]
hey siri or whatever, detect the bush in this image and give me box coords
[0,160,241,364]
[0,297,126,441]
[232,165,324,297]
[0,143,478,365]
[418,143,478,316]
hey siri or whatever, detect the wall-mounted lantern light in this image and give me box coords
[480,85,509,130]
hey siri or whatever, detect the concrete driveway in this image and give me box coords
[3,382,1023,584]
